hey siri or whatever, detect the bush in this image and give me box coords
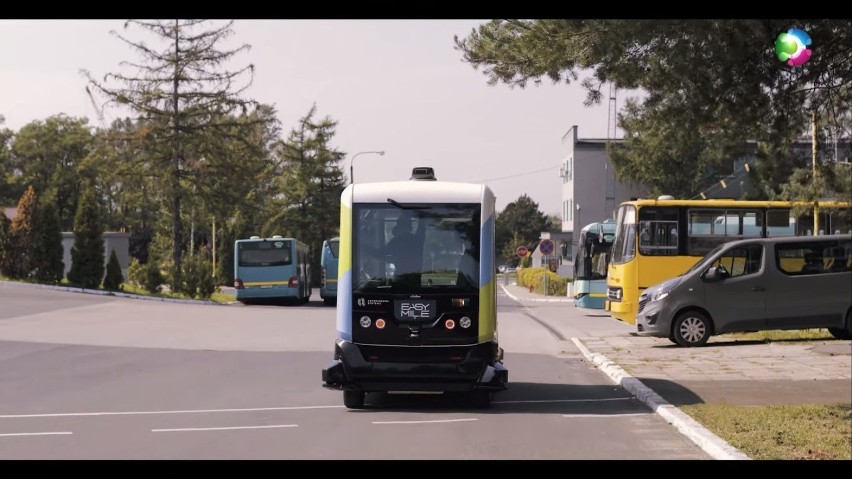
[103,249,124,291]
[139,261,165,293]
[517,266,568,296]
[180,255,216,299]
[128,257,143,285]
[197,262,216,299]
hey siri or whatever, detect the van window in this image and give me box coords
[711,244,763,277]
[777,239,852,275]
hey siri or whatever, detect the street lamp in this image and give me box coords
[349,151,386,185]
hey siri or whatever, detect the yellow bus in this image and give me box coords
[605,197,852,324]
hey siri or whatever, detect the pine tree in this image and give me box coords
[83,20,266,277]
[103,248,124,291]
[68,187,105,288]
[263,104,347,286]
[7,186,38,279]
[0,212,11,278]
[31,200,65,283]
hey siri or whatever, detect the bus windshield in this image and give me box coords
[575,222,616,281]
[610,205,636,264]
[238,240,292,267]
[353,203,480,293]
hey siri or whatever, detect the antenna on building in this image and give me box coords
[607,83,617,140]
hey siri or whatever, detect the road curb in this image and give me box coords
[0,280,219,305]
[570,336,751,460]
[498,283,573,303]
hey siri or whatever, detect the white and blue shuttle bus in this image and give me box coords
[322,167,508,409]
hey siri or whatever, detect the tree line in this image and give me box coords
[0,20,563,293]
[455,20,851,203]
[0,20,347,294]
[10,20,844,291]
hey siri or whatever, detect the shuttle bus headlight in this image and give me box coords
[445,319,456,330]
[375,318,386,329]
[459,316,472,329]
[359,316,371,328]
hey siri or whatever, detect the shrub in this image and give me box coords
[103,249,124,291]
[139,261,165,293]
[180,255,216,299]
[128,257,143,286]
[517,266,568,296]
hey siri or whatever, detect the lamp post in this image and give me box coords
[349,151,386,185]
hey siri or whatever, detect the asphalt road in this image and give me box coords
[0,285,711,459]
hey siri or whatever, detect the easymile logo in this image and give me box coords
[401,302,430,319]
[357,297,366,307]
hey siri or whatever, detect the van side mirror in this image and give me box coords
[704,265,730,282]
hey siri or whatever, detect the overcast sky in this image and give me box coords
[1,19,627,215]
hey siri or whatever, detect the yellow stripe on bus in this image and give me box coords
[243,281,290,286]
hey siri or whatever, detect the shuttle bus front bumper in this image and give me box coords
[322,339,508,393]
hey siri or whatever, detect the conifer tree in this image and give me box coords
[68,187,105,288]
[31,200,65,283]
[103,248,124,291]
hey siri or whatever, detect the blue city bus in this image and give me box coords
[322,167,508,409]
[320,236,340,306]
[573,220,616,309]
[233,235,312,304]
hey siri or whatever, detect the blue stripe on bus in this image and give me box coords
[336,269,352,341]
[480,213,494,287]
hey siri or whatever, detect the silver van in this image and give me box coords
[636,234,852,347]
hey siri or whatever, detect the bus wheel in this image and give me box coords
[343,390,365,409]
[828,309,852,340]
[672,311,711,347]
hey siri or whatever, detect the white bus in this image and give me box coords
[321,167,508,409]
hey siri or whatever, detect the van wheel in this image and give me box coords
[828,309,852,340]
[343,390,365,409]
[672,311,711,347]
[667,334,678,344]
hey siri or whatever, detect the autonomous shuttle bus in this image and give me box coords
[321,167,508,409]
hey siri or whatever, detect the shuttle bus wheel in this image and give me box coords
[468,391,491,409]
[343,390,365,409]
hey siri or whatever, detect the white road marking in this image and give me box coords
[152,424,299,432]
[0,405,344,419]
[372,418,478,425]
[493,397,634,404]
[0,431,73,437]
[562,413,651,418]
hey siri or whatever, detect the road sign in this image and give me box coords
[539,239,555,256]
[516,246,528,257]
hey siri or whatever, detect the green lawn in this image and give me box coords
[681,403,852,460]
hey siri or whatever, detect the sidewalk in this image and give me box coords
[496,276,574,303]
[501,281,850,405]
[499,281,851,460]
